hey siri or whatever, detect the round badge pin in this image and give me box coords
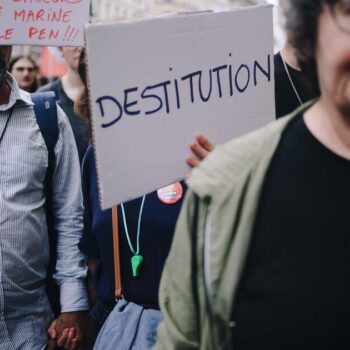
[157,182,183,205]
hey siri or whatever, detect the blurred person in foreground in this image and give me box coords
[39,47,89,163]
[9,55,38,93]
[155,1,350,349]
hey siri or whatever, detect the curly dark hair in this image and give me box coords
[284,0,339,96]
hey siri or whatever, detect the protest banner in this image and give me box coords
[86,5,275,210]
[0,0,89,46]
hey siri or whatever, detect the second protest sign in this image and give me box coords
[0,0,89,46]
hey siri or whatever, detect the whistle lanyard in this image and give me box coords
[0,107,14,148]
[120,195,146,277]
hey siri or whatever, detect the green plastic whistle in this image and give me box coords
[131,255,143,277]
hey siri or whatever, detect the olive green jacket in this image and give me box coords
[154,103,313,350]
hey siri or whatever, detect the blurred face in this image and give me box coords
[11,57,36,91]
[316,2,350,116]
[0,46,12,86]
[60,46,83,71]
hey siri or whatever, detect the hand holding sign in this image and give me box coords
[187,134,215,168]
[0,0,89,46]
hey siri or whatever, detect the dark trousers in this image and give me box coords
[86,298,116,350]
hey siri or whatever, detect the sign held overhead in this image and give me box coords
[0,0,89,46]
[86,5,275,210]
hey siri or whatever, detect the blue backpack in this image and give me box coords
[31,92,61,317]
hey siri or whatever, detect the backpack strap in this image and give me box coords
[31,91,59,153]
[31,91,60,316]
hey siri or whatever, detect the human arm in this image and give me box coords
[49,106,89,346]
[49,144,99,349]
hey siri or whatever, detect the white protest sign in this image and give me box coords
[0,0,89,46]
[86,5,275,210]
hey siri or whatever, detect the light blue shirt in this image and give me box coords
[0,74,88,349]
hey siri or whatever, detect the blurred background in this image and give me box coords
[12,0,284,84]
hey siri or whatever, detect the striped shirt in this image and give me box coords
[0,74,88,349]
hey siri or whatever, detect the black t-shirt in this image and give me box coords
[38,79,89,162]
[233,115,350,349]
[274,52,317,119]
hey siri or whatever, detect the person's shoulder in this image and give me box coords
[37,79,61,94]
[187,117,292,199]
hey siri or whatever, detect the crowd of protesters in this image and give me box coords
[0,0,349,349]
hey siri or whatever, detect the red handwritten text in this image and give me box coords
[13,0,82,4]
[0,28,14,41]
[28,26,60,40]
[14,9,72,23]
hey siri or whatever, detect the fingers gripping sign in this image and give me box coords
[187,134,215,168]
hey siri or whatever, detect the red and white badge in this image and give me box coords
[157,182,183,205]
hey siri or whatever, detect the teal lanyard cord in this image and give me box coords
[120,195,146,256]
